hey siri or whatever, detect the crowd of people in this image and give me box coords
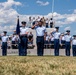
[26,16,54,28]
[0,16,76,56]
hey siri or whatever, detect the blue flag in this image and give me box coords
[16,16,20,34]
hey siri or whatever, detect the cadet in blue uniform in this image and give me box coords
[53,27,61,56]
[64,30,72,56]
[19,21,29,56]
[72,35,76,56]
[32,20,46,56]
[1,31,8,56]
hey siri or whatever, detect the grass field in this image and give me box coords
[0,56,76,75]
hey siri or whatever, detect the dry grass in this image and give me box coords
[0,56,76,75]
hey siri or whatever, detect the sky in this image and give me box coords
[0,0,76,35]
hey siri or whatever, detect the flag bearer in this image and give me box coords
[19,21,29,56]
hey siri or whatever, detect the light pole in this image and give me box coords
[52,0,55,27]
[52,0,54,19]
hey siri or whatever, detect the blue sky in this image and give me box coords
[0,0,76,35]
[13,0,76,15]
[0,0,76,15]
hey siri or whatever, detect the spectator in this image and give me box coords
[49,33,54,44]
[44,32,49,44]
[49,18,54,28]
[37,16,41,21]
[11,34,17,49]
[40,17,46,26]
[28,32,33,44]
[45,18,49,28]
[60,33,65,48]
[32,17,36,26]
[28,16,32,27]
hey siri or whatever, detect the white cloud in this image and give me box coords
[65,14,76,23]
[46,12,76,26]
[0,0,22,33]
[64,26,71,31]
[74,9,76,13]
[0,0,21,10]
[36,0,49,6]
[0,0,76,34]
[75,31,76,33]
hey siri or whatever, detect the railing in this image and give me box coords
[8,44,35,49]
[44,44,66,49]
[0,43,68,49]
[9,44,66,49]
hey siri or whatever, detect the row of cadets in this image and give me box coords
[1,28,76,56]
[52,27,73,56]
[32,20,46,56]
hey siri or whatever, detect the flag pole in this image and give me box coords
[52,0,54,18]
[17,16,19,19]
[16,16,20,35]
[52,0,55,27]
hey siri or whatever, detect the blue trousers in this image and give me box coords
[50,41,54,44]
[19,36,28,56]
[54,39,59,56]
[37,36,44,56]
[50,22,53,28]
[61,40,65,44]
[46,23,48,28]
[61,40,65,48]
[2,42,7,56]
[44,40,49,44]
[12,41,16,49]
[65,42,71,56]
[72,45,76,56]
